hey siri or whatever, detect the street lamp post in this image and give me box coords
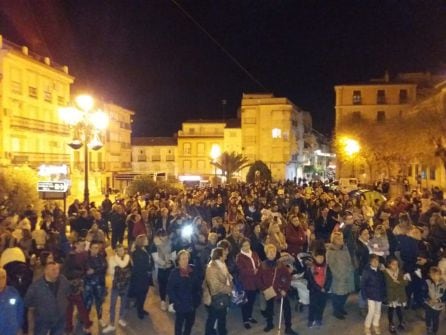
[210,144,221,183]
[59,94,109,205]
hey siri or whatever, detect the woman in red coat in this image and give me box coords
[257,244,298,334]
[236,238,261,329]
[285,216,308,257]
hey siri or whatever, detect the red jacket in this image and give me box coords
[257,260,291,295]
[236,251,261,291]
[285,223,308,256]
[132,220,148,238]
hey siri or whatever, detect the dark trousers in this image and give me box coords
[331,293,348,315]
[205,305,227,335]
[83,281,106,319]
[158,267,173,301]
[111,228,124,249]
[265,296,292,328]
[425,305,441,334]
[135,288,149,316]
[66,293,92,332]
[35,317,65,335]
[241,290,257,322]
[175,310,196,335]
[309,290,328,322]
[407,276,423,309]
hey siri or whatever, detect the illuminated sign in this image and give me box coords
[38,164,69,177]
[37,181,68,192]
[179,175,201,182]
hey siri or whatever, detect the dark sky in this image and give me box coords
[1,0,445,137]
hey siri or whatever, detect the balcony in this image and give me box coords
[44,91,52,103]
[151,154,161,162]
[137,155,147,162]
[166,154,175,161]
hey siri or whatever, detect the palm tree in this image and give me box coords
[211,151,251,179]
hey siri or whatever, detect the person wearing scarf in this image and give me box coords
[167,250,201,335]
[257,244,298,334]
[204,247,233,335]
[236,238,261,329]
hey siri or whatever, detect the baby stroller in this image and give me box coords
[290,252,312,312]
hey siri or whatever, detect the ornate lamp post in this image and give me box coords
[59,94,109,205]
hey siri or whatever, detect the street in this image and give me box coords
[79,277,445,335]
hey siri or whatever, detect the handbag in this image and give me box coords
[263,268,277,301]
[231,277,247,306]
[211,293,231,310]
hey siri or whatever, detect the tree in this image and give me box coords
[246,161,272,183]
[0,166,40,213]
[127,175,182,197]
[211,151,250,179]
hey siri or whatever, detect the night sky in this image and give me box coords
[1,0,445,137]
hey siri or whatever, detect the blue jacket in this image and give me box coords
[361,266,386,302]
[167,265,202,313]
[0,286,24,335]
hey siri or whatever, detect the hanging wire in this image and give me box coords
[170,0,269,91]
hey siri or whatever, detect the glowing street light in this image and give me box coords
[210,144,221,161]
[59,94,109,205]
[343,138,360,156]
[341,137,360,177]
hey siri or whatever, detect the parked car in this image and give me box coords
[348,189,387,207]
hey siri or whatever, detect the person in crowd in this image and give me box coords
[103,244,131,333]
[384,256,409,334]
[63,239,92,333]
[361,254,386,335]
[356,226,371,314]
[110,204,126,249]
[314,206,335,243]
[306,249,332,328]
[152,228,175,312]
[421,266,446,335]
[84,240,107,328]
[25,262,70,335]
[285,215,308,257]
[0,267,24,335]
[257,243,297,335]
[236,238,261,329]
[167,249,202,335]
[129,234,154,319]
[204,247,233,335]
[326,231,355,320]
[266,221,287,252]
[369,224,390,262]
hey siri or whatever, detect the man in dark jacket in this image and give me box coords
[25,262,71,335]
[110,205,126,249]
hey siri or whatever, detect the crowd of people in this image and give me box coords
[1,179,446,335]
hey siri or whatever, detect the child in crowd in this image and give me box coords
[361,254,386,335]
[306,249,332,328]
[422,266,446,335]
[383,256,408,333]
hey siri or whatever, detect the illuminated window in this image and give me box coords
[352,90,361,104]
[272,128,282,139]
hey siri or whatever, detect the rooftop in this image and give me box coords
[132,137,177,146]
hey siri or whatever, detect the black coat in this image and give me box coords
[167,266,202,313]
[360,266,386,302]
[129,246,153,297]
[305,262,333,293]
[355,239,370,275]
